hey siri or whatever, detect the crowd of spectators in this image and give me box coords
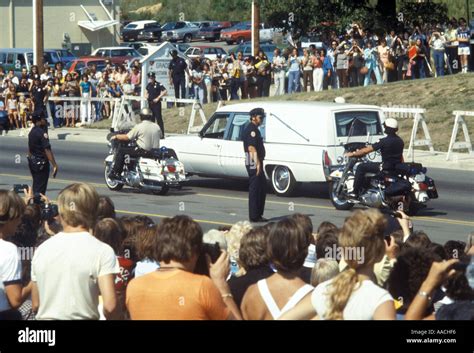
[185,17,471,102]
[0,60,143,134]
[0,183,472,320]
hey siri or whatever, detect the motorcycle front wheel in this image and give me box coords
[329,180,354,211]
[104,163,124,191]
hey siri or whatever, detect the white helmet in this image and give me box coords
[384,118,398,129]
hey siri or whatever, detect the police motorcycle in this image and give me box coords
[328,119,438,215]
[104,130,187,195]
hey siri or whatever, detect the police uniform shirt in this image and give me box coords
[372,134,404,168]
[243,123,265,161]
[127,120,161,151]
[146,81,166,103]
[28,126,51,159]
[168,57,188,78]
[32,86,46,106]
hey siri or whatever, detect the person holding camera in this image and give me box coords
[0,189,31,320]
[429,29,446,77]
[126,215,242,320]
[28,113,58,195]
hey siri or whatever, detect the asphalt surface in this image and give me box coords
[1,137,473,244]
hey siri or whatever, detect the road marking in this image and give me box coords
[196,192,335,210]
[1,172,473,227]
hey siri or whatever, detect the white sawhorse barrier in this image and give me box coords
[446,111,474,161]
[118,95,208,134]
[381,107,435,161]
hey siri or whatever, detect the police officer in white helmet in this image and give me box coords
[108,108,161,180]
[345,117,404,198]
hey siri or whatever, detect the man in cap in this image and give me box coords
[28,112,58,195]
[242,108,267,222]
[108,108,161,180]
[145,72,167,138]
[168,49,190,104]
[346,117,404,198]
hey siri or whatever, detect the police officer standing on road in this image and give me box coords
[28,112,58,195]
[243,108,267,223]
[145,72,167,138]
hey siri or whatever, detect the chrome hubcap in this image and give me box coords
[274,167,290,191]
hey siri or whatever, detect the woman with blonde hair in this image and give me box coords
[279,209,395,320]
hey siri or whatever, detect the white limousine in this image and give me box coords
[164,101,386,196]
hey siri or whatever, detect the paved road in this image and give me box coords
[1,137,473,244]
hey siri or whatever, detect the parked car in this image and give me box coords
[198,22,233,42]
[0,49,61,76]
[231,42,277,62]
[121,20,161,42]
[170,42,191,56]
[139,25,164,42]
[300,35,327,50]
[90,47,142,65]
[123,42,158,56]
[162,101,386,196]
[160,21,200,43]
[66,57,107,75]
[184,46,228,60]
[51,48,77,65]
[220,22,277,45]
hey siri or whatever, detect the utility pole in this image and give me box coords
[33,0,44,72]
[251,0,260,57]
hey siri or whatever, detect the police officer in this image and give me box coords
[28,112,58,195]
[108,108,161,180]
[346,118,404,198]
[243,108,267,222]
[31,78,48,116]
[168,49,190,104]
[145,72,167,138]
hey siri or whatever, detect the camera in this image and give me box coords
[41,203,59,222]
[202,242,222,263]
[13,184,29,194]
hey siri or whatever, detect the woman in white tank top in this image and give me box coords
[241,218,314,320]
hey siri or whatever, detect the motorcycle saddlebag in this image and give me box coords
[395,163,424,176]
[384,177,412,197]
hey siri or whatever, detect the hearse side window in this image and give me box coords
[201,113,232,139]
[228,113,250,141]
[335,111,383,137]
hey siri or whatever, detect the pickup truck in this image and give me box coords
[163,101,386,196]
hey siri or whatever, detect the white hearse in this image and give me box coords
[164,101,386,196]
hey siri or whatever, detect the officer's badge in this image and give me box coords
[250,131,256,137]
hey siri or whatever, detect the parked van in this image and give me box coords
[163,101,386,196]
[0,49,61,75]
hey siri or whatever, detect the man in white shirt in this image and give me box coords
[272,48,286,96]
[0,190,29,320]
[31,183,119,320]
